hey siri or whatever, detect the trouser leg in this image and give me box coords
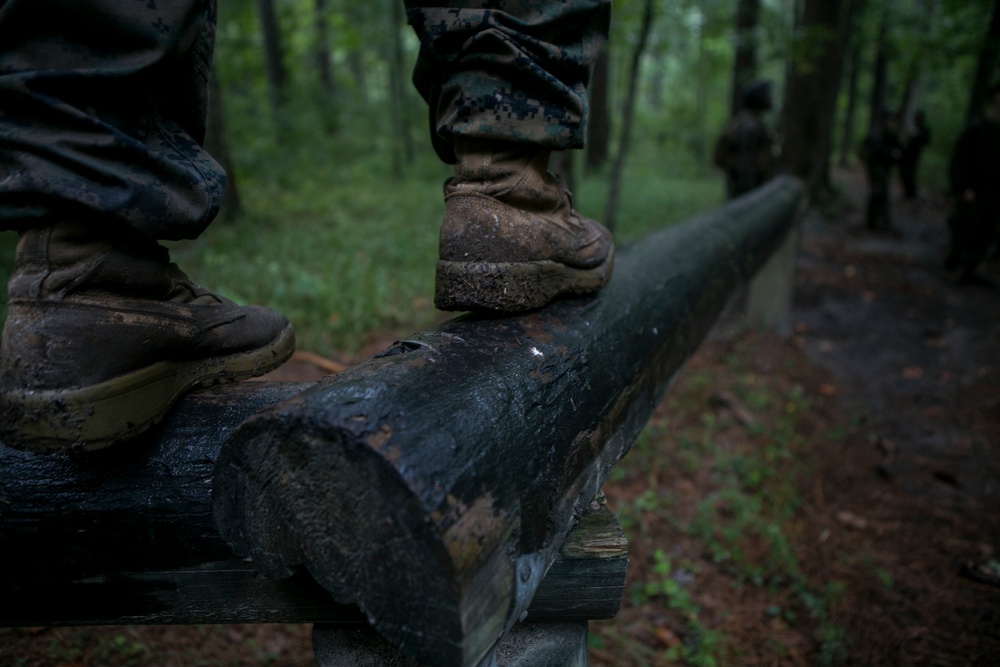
[404,1,614,313]
[866,171,890,230]
[0,0,222,240]
[403,0,611,164]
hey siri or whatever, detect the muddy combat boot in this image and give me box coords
[0,222,295,452]
[434,140,614,312]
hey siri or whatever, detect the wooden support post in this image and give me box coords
[212,177,804,667]
[747,217,802,336]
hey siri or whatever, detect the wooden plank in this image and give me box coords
[748,218,802,335]
[212,177,805,667]
[526,497,627,621]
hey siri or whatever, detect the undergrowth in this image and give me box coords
[592,332,850,667]
[0,132,722,357]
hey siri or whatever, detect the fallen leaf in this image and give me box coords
[818,383,838,397]
[653,626,681,648]
[902,366,924,379]
[836,510,868,529]
[708,389,757,427]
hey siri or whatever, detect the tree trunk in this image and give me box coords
[779,0,848,200]
[965,0,1000,125]
[838,7,864,167]
[256,0,287,116]
[731,0,761,115]
[899,67,919,126]
[603,0,655,231]
[388,1,414,179]
[205,72,241,221]
[586,49,611,172]
[868,14,890,134]
[813,0,858,195]
[314,0,334,97]
[694,23,712,163]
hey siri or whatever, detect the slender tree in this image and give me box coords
[314,0,334,97]
[603,0,655,231]
[586,50,611,172]
[779,0,849,199]
[387,1,414,178]
[205,73,241,221]
[731,0,761,115]
[838,0,866,166]
[868,13,890,134]
[965,0,1000,125]
[256,0,287,116]
[345,3,372,107]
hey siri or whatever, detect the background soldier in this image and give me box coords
[860,109,903,233]
[713,80,778,199]
[946,84,1000,286]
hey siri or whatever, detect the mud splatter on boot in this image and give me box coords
[0,222,294,452]
[435,140,614,312]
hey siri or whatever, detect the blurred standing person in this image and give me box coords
[860,109,903,233]
[713,80,778,199]
[946,84,1000,286]
[899,110,931,200]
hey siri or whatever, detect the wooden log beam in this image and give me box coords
[212,176,804,667]
[0,386,625,626]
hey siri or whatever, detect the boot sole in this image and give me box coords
[434,249,614,313]
[1,323,295,453]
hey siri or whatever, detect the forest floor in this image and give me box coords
[1,168,998,666]
[589,169,1000,667]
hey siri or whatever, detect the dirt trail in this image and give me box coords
[796,169,999,519]
[1,169,998,666]
[790,169,1000,663]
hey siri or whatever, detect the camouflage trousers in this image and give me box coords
[0,0,610,240]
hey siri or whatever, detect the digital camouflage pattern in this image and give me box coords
[406,0,611,164]
[0,0,222,240]
[0,0,610,238]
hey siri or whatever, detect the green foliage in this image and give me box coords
[1,0,988,353]
[168,147,448,355]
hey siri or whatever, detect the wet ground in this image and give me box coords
[795,170,999,530]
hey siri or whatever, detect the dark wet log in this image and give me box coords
[0,387,625,627]
[212,177,804,667]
